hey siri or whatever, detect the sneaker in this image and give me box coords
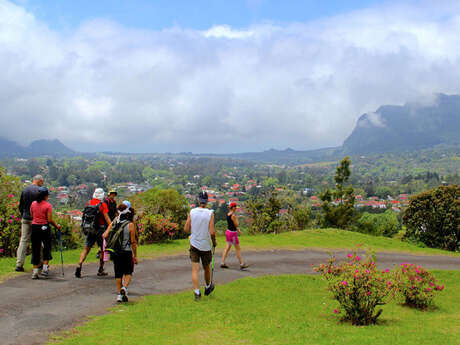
[204,283,215,296]
[97,269,108,276]
[220,263,229,269]
[194,291,202,301]
[31,272,39,280]
[41,270,49,278]
[75,266,82,278]
[120,287,128,302]
[240,263,249,270]
[15,266,24,272]
[116,294,123,303]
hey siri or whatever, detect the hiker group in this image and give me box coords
[15,177,248,302]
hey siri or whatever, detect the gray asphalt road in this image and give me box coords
[1,249,459,345]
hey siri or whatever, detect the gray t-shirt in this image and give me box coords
[19,184,40,220]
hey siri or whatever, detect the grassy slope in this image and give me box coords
[50,271,460,345]
[1,229,458,281]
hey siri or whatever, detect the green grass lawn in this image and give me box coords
[1,229,458,281]
[49,271,460,345]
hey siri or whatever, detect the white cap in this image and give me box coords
[93,188,105,200]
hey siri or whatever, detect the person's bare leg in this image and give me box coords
[192,263,200,290]
[220,243,232,264]
[235,244,243,265]
[204,264,211,286]
[99,255,105,269]
[78,247,91,266]
[116,278,122,293]
[123,275,132,288]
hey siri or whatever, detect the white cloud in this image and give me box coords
[1,0,460,153]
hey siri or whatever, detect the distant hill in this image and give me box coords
[0,138,75,157]
[343,94,460,154]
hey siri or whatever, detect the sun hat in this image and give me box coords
[93,188,105,201]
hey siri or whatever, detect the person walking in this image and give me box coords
[15,175,44,272]
[184,191,217,301]
[30,187,61,279]
[105,190,118,222]
[220,202,248,270]
[75,188,111,278]
[103,201,138,303]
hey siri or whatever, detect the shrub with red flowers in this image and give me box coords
[0,165,22,257]
[315,251,396,325]
[394,263,444,309]
[138,214,180,243]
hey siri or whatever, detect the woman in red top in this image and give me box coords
[30,187,61,279]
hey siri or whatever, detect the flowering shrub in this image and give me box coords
[0,166,22,257]
[52,215,81,250]
[138,214,181,243]
[315,251,396,325]
[394,263,444,309]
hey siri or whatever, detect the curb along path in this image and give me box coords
[1,249,460,345]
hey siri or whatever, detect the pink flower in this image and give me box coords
[410,285,415,289]
[429,282,435,287]
[387,281,392,287]
[355,269,359,273]
[7,194,13,198]
[427,288,431,292]
[365,269,370,274]
[0,249,3,254]
[370,262,375,266]
[334,309,339,314]
[385,269,390,273]
[347,253,353,258]
[8,219,12,224]
[367,291,371,296]
[355,256,361,262]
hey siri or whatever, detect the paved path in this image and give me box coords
[1,249,459,345]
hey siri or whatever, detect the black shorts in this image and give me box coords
[113,251,134,278]
[189,246,212,268]
[31,224,52,265]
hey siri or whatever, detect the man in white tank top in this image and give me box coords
[184,191,217,300]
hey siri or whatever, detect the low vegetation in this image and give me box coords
[49,271,460,345]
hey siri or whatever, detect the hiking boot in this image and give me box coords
[194,291,202,301]
[240,263,249,270]
[220,263,229,269]
[31,272,39,280]
[117,294,123,303]
[75,266,82,278]
[97,268,108,276]
[15,266,24,272]
[204,283,215,296]
[120,287,128,302]
[41,269,49,278]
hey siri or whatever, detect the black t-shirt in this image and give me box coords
[227,214,237,231]
[105,198,118,221]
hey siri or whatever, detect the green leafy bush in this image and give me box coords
[138,214,180,243]
[0,165,22,257]
[315,251,396,325]
[52,216,82,250]
[403,185,459,251]
[394,263,444,309]
[355,210,401,237]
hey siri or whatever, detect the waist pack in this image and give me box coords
[81,202,103,235]
[106,220,130,258]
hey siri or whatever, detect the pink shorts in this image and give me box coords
[225,230,239,245]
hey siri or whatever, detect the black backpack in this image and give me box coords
[106,220,130,258]
[81,202,102,235]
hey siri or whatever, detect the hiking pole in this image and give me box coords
[210,246,215,284]
[58,229,65,276]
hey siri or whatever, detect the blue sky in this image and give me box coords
[16,0,383,30]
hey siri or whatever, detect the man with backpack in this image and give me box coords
[184,191,217,301]
[105,190,118,222]
[75,188,111,278]
[103,201,138,303]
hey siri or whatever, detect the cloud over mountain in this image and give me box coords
[1,0,460,153]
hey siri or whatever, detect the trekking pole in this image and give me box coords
[210,246,215,284]
[58,229,65,276]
